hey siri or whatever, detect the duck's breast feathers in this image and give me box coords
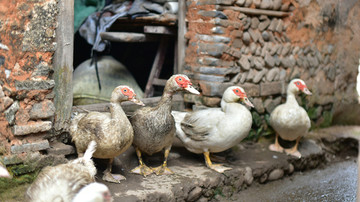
[76,113,110,139]
[132,106,174,131]
[270,104,310,130]
[181,108,224,141]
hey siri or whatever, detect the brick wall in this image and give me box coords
[183,0,360,135]
[0,0,72,174]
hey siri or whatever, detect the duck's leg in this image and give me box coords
[269,133,284,153]
[204,151,231,173]
[131,147,153,177]
[285,136,302,158]
[153,145,174,175]
[102,158,126,183]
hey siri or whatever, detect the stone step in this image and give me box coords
[97,138,328,201]
[46,141,75,156]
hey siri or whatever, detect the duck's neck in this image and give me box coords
[109,102,127,120]
[156,90,173,112]
[286,90,299,106]
[221,99,244,113]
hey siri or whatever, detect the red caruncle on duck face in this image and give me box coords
[232,88,246,99]
[121,87,135,99]
[294,81,306,91]
[175,76,191,88]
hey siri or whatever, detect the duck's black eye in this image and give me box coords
[296,82,300,85]
[236,90,239,93]
[178,78,182,81]
[124,89,127,92]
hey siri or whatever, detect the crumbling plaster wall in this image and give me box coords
[0,0,70,175]
[183,0,360,136]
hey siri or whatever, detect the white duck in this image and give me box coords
[269,79,312,158]
[172,86,254,173]
[26,141,110,202]
[73,182,113,202]
[71,85,144,183]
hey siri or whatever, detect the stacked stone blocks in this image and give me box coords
[185,0,337,131]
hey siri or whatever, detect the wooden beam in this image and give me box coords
[53,0,74,134]
[113,14,177,27]
[144,37,169,98]
[152,78,167,86]
[177,0,186,74]
[100,32,158,42]
[72,94,184,114]
[217,6,290,17]
[144,26,176,35]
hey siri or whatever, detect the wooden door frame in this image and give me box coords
[53,0,74,134]
[53,0,186,133]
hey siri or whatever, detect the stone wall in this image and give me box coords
[0,0,72,175]
[183,0,360,136]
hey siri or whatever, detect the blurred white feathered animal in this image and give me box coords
[26,141,112,202]
[0,162,11,178]
[73,182,112,202]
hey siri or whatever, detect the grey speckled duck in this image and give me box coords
[269,79,312,158]
[71,86,144,183]
[130,74,200,176]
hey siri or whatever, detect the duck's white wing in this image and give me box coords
[180,108,224,141]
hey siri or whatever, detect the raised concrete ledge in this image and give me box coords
[97,132,350,202]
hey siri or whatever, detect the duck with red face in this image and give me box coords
[172,86,254,173]
[269,79,312,158]
[71,86,144,183]
[130,74,200,176]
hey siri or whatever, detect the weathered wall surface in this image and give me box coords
[184,0,360,137]
[0,0,71,175]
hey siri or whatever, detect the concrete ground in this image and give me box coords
[236,159,357,202]
[92,126,359,201]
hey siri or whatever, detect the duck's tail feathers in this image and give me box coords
[83,141,97,161]
[171,111,187,123]
[171,111,192,144]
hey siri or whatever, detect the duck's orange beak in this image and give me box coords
[303,88,312,95]
[185,84,200,95]
[130,97,145,106]
[242,97,254,108]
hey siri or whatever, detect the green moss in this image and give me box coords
[300,94,309,111]
[320,110,333,128]
[0,182,30,202]
[252,111,262,127]
[213,187,225,198]
[307,107,317,120]
[247,111,275,141]
[246,126,274,141]
[0,170,39,201]
[9,164,36,176]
